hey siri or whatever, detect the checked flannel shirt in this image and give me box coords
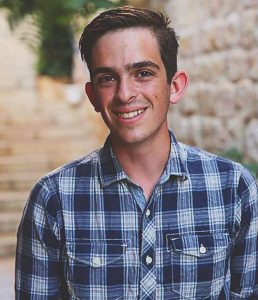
[15,131,258,299]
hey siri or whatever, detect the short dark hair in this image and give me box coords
[79,6,179,83]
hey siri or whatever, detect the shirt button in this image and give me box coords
[146,209,151,217]
[199,244,207,254]
[92,256,101,267]
[146,255,153,265]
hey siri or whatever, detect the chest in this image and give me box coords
[61,177,234,245]
[60,179,233,299]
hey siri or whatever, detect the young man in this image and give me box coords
[15,6,257,300]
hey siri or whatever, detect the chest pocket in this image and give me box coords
[66,239,127,300]
[167,232,231,299]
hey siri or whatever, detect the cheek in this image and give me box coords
[96,90,114,107]
[140,84,158,98]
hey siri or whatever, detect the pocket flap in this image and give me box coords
[66,239,127,267]
[167,232,230,257]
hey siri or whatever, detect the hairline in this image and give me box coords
[89,25,168,82]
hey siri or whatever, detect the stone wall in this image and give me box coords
[0,9,107,152]
[0,10,107,258]
[151,0,258,162]
[1,2,258,162]
[0,11,37,102]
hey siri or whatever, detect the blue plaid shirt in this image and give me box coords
[15,131,258,299]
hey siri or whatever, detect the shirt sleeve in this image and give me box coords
[15,177,67,299]
[230,167,258,299]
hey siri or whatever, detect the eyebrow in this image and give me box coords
[126,60,160,71]
[92,60,160,78]
[92,67,114,78]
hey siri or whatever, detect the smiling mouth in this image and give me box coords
[116,108,145,119]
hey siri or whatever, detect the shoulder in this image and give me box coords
[179,142,240,170]
[47,148,101,180]
[179,142,257,185]
[28,148,102,204]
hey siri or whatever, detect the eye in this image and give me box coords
[136,70,153,79]
[99,75,115,83]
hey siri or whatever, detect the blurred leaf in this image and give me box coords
[219,148,243,162]
[0,0,126,78]
[219,148,258,179]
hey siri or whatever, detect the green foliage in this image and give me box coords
[219,148,258,179]
[0,0,125,78]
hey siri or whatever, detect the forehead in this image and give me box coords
[91,27,162,69]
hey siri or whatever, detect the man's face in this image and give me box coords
[87,27,172,147]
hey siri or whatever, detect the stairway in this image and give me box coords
[0,11,107,257]
[0,84,107,257]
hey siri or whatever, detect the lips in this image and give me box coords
[116,108,145,119]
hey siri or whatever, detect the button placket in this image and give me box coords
[139,188,158,298]
[145,209,151,217]
[92,256,101,267]
[146,255,153,265]
[199,244,207,254]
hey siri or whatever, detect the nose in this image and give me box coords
[116,77,137,103]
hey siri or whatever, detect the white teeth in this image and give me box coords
[118,109,144,119]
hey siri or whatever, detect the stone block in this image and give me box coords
[173,115,244,153]
[242,0,258,9]
[256,88,258,117]
[0,235,16,257]
[181,52,225,83]
[187,115,204,148]
[209,0,241,18]
[179,95,199,116]
[244,119,258,162]
[194,83,216,116]
[0,13,36,90]
[186,13,240,54]
[213,82,237,118]
[180,31,201,58]
[224,48,249,82]
[226,117,245,150]
[201,117,228,151]
[0,10,10,38]
[239,9,258,50]
[164,0,210,27]
[179,11,241,55]
[248,49,258,81]
[235,79,257,121]
[168,113,192,145]
[0,212,21,233]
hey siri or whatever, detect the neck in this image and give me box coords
[111,130,171,200]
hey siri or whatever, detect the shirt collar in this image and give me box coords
[159,130,188,184]
[99,136,128,187]
[99,130,188,188]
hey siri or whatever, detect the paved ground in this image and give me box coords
[0,256,15,299]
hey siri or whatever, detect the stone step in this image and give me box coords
[0,172,42,191]
[0,125,87,140]
[0,101,89,125]
[0,109,79,126]
[0,233,16,257]
[0,155,49,173]
[0,109,83,128]
[0,139,90,157]
[0,211,21,234]
[0,192,28,212]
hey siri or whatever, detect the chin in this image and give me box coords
[113,130,151,146]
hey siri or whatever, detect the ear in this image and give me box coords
[169,70,189,104]
[85,82,101,112]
